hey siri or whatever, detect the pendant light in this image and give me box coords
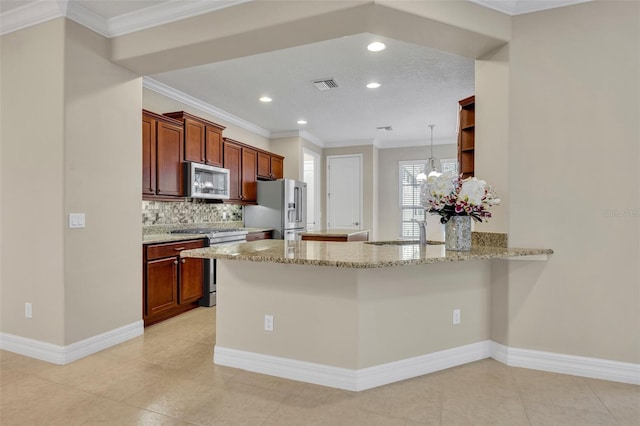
[416,124,441,182]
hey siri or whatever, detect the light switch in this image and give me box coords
[69,213,86,229]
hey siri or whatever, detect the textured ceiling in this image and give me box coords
[150,33,475,147]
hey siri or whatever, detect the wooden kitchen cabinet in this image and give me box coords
[457,95,475,179]
[257,151,284,180]
[223,138,257,204]
[164,111,225,167]
[143,239,205,326]
[246,230,273,241]
[142,110,184,199]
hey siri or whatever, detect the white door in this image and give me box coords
[327,154,362,229]
[303,149,320,230]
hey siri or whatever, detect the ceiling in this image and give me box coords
[1,0,593,148]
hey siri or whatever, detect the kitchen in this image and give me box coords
[1,0,638,423]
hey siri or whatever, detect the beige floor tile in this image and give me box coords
[524,401,619,426]
[1,307,635,426]
[441,392,530,426]
[263,393,409,426]
[354,378,442,425]
[0,376,95,426]
[182,381,289,425]
[125,375,221,419]
[587,378,640,426]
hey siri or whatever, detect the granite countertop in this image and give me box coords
[300,229,370,237]
[142,225,273,245]
[180,239,553,268]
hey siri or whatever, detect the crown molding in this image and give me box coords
[108,0,254,37]
[66,1,109,37]
[0,0,66,36]
[143,77,271,138]
[0,0,253,37]
[468,0,592,16]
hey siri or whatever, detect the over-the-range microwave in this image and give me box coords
[184,162,230,200]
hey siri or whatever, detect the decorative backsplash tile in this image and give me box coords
[142,200,242,226]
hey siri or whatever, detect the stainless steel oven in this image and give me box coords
[170,228,248,306]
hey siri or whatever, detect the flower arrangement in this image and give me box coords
[421,171,500,223]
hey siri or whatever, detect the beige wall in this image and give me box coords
[377,144,458,241]
[269,136,301,180]
[143,88,270,151]
[1,19,67,344]
[217,259,490,369]
[1,19,142,346]
[502,1,639,363]
[63,21,143,343]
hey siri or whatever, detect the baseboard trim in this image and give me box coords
[0,320,144,365]
[490,341,640,385]
[214,341,491,391]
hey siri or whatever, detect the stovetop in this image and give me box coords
[170,228,246,235]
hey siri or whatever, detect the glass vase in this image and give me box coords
[445,216,472,251]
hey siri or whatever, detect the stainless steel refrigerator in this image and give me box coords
[244,179,307,240]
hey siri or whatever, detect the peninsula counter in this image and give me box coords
[181,240,552,391]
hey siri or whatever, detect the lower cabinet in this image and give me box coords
[246,230,273,241]
[143,239,205,326]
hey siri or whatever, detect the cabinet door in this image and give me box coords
[146,257,178,317]
[223,141,242,201]
[242,147,257,203]
[205,127,223,167]
[257,151,271,179]
[184,118,205,163]
[271,156,284,180]
[179,257,204,304]
[142,113,156,195]
[156,121,184,196]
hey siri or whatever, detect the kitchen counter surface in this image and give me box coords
[300,229,370,237]
[181,239,553,268]
[143,227,273,245]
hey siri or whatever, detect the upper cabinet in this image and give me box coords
[457,95,475,179]
[143,110,184,198]
[142,109,283,203]
[223,138,257,204]
[163,111,225,167]
[257,151,284,180]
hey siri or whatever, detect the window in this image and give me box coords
[398,159,457,239]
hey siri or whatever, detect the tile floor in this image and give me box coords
[1,307,638,425]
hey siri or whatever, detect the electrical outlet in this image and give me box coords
[264,314,274,332]
[222,211,228,220]
[453,308,461,325]
[25,302,32,319]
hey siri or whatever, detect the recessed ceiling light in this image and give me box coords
[367,42,386,52]
[366,82,381,89]
[297,120,307,125]
[259,96,272,103]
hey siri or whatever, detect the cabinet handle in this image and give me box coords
[174,247,185,251]
[173,260,178,265]
[181,259,186,263]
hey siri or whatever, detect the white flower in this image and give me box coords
[458,178,486,206]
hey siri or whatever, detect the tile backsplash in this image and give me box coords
[142,200,242,226]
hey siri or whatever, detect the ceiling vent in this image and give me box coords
[376,126,393,131]
[312,78,339,90]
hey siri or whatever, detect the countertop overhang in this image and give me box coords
[180,239,553,268]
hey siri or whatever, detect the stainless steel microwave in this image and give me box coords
[184,162,230,200]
